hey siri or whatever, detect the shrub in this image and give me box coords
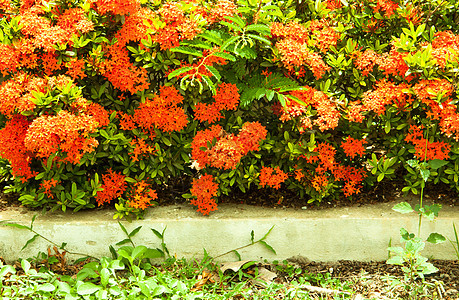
[0,0,458,217]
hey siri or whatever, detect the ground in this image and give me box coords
[0,178,458,298]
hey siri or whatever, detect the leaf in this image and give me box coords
[220,260,253,273]
[232,250,241,261]
[0,221,30,230]
[420,169,430,182]
[38,283,56,292]
[118,221,129,236]
[426,233,446,244]
[199,30,223,46]
[168,66,194,79]
[386,255,404,265]
[21,259,31,273]
[22,234,39,251]
[221,35,240,51]
[246,24,270,34]
[246,33,272,45]
[151,228,163,239]
[212,51,236,61]
[204,65,221,81]
[77,282,101,295]
[170,46,203,57]
[429,159,448,169]
[132,245,147,260]
[128,226,142,237]
[392,202,414,214]
[259,240,276,254]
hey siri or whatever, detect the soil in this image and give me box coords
[1,179,458,299]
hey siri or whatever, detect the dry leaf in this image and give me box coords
[249,266,277,287]
[219,260,253,273]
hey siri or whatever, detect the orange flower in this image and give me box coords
[133,88,188,133]
[259,166,288,189]
[191,125,223,168]
[96,169,127,206]
[94,0,140,16]
[190,174,219,215]
[405,125,451,161]
[129,138,155,162]
[0,115,36,180]
[24,110,100,164]
[355,49,380,76]
[66,58,87,80]
[127,180,157,210]
[341,136,367,159]
[39,178,60,199]
[236,121,268,154]
[207,134,244,170]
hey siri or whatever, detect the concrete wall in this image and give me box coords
[0,201,458,263]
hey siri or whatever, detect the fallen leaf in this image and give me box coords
[220,260,253,273]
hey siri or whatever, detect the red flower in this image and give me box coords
[259,166,288,189]
[341,136,367,159]
[190,174,219,215]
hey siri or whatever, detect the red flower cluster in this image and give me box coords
[133,86,188,133]
[300,142,367,197]
[405,125,451,161]
[94,0,140,16]
[129,138,155,162]
[341,136,367,159]
[272,87,339,132]
[96,169,127,206]
[190,174,219,215]
[270,21,332,79]
[0,115,36,181]
[39,178,60,199]
[192,122,268,170]
[259,166,289,189]
[127,180,158,210]
[24,110,100,164]
[194,82,240,123]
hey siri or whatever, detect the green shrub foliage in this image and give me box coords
[0,0,458,218]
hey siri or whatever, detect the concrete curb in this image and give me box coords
[1,201,458,263]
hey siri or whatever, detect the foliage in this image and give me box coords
[1,0,459,217]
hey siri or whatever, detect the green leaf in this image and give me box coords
[132,245,147,260]
[392,202,414,214]
[118,221,129,237]
[246,33,271,45]
[212,51,236,61]
[199,30,223,46]
[0,222,30,230]
[129,226,142,237]
[38,283,56,292]
[386,255,404,265]
[429,159,448,169]
[426,233,446,244]
[420,169,430,182]
[232,250,241,261]
[22,234,39,251]
[77,282,101,295]
[151,228,163,239]
[205,65,221,81]
[168,66,194,79]
[170,46,203,57]
[21,259,31,273]
[246,24,270,34]
[221,35,240,51]
[259,240,276,254]
[100,268,110,287]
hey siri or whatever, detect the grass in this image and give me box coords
[0,251,354,300]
